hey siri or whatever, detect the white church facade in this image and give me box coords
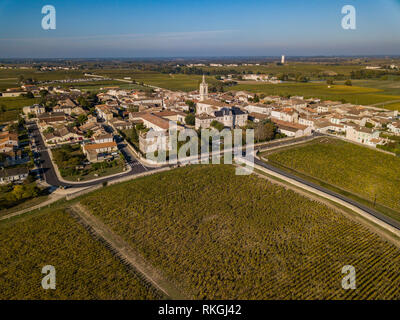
[195,76,248,129]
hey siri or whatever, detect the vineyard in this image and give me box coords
[266,138,400,213]
[0,210,162,300]
[80,165,400,299]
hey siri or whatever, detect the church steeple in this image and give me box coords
[199,74,208,101]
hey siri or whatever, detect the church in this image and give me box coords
[195,75,248,130]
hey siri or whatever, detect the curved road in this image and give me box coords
[254,157,400,231]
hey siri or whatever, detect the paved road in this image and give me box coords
[253,157,400,231]
[29,122,152,188]
[256,132,324,152]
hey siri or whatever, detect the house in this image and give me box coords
[82,141,118,163]
[388,122,400,135]
[155,110,187,124]
[195,107,248,129]
[272,119,312,138]
[298,116,317,129]
[0,132,19,152]
[248,112,269,123]
[22,104,45,116]
[245,103,273,115]
[1,88,26,97]
[196,99,229,116]
[80,121,101,134]
[0,167,29,184]
[271,108,299,123]
[234,91,255,103]
[43,127,84,145]
[53,105,73,115]
[93,131,113,144]
[95,104,114,121]
[0,149,26,167]
[141,113,171,132]
[38,112,66,125]
[346,126,380,146]
[314,120,334,133]
[109,119,134,131]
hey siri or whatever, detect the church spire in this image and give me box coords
[199,74,208,102]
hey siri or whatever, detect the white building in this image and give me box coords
[199,75,208,102]
[346,126,380,146]
[245,103,273,115]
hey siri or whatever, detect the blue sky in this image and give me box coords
[0,0,400,58]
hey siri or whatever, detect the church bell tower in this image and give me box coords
[199,75,208,101]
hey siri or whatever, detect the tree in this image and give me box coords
[39,89,49,98]
[345,79,352,86]
[326,79,334,85]
[0,104,5,113]
[85,129,94,138]
[185,100,196,113]
[24,92,34,99]
[255,121,275,142]
[44,127,55,134]
[185,114,195,126]
[210,120,224,132]
[130,127,139,143]
[77,114,88,125]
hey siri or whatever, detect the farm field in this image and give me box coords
[349,79,400,96]
[0,96,40,123]
[383,102,400,111]
[80,165,400,299]
[97,70,220,91]
[0,69,87,91]
[231,82,400,106]
[197,62,366,78]
[264,138,400,216]
[0,209,162,300]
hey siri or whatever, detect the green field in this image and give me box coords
[349,79,400,96]
[0,96,39,123]
[231,82,400,106]
[80,165,400,299]
[0,210,162,299]
[98,70,220,91]
[264,138,400,216]
[197,62,366,78]
[0,69,86,90]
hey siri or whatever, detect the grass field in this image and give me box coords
[197,62,367,78]
[264,138,400,216]
[80,165,400,299]
[0,69,87,90]
[0,209,162,299]
[231,82,400,106]
[0,96,39,123]
[383,102,400,111]
[97,70,220,91]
